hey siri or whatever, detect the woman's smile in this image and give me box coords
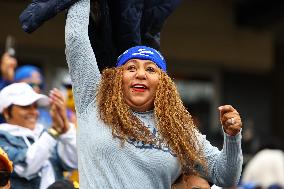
[131,84,148,92]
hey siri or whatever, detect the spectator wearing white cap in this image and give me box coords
[0,83,77,189]
[0,52,52,128]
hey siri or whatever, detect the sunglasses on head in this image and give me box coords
[0,171,10,187]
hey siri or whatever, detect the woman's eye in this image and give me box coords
[127,65,136,71]
[146,67,155,73]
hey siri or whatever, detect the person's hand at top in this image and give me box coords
[1,53,17,81]
[218,105,242,136]
[49,88,70,134]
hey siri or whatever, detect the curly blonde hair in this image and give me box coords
[97,67,206,174]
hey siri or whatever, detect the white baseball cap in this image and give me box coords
[0,82,49,113]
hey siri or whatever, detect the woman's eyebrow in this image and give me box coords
[145,62,159,69]
[125,59,138,65]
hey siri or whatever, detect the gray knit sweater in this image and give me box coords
[65,0,243,188]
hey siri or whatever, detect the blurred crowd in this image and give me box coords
[0,52,79,189]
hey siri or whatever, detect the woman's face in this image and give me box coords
[4,103,39,130]
[122,59,160,112]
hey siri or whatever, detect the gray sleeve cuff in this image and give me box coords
[223,129,242,165]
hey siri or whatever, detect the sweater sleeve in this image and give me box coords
[198,131,243,187]
[65,0,101,114]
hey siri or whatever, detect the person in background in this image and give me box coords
[0,53,17,90]
[14,65,52,128]
[47,179,77,189]
[241,137,284,188]
[172,174,211,189]
[0,83,77,189]
[0,53,17,123]
[14,65,43,94]
[64,0,243,188]
[0,52,52,127]
[0,50,43,94]
[0,147,13,189]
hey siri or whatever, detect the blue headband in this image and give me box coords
[116,46,167,72]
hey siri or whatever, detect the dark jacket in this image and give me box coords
[19,0,78,33]
[19,0,182,69]
[93,0,181,70]
[109,0,182,54]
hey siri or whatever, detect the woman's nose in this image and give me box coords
[136,68,146,79]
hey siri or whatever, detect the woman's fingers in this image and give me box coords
[218,105,242,136]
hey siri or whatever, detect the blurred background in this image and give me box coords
[1,0,284,164]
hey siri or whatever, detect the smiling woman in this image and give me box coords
[0,83,78,189]
[65,0,243,188]
[7,104,39,130]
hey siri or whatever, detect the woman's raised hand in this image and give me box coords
[218,105,242,136]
